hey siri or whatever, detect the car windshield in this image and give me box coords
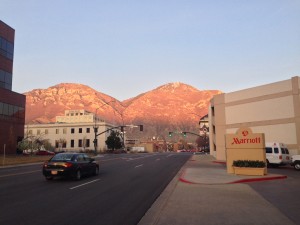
[50,154,74,161]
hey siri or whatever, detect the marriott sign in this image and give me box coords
[226,127,265,149]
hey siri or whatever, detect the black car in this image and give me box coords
[42,153,99,181]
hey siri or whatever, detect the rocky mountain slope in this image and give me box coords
[24,82,222,140]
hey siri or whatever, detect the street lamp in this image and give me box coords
[93,100,115,154]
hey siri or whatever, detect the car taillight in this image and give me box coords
[279,155,282,160]
[64,162,73,168]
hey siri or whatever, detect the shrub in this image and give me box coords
[232,160,266,168]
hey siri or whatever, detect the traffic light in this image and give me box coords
[169,132,173,137]
[182,132,186,137]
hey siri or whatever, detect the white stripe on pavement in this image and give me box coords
[69,179,100,190]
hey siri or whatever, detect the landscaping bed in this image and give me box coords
[0,155,52,167]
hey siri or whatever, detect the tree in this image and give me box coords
[196,135,209,152]
[105,130,122,151]
[18,133,54,154]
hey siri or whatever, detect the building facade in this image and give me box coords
[0,20,26,154]
[209,76,300,161]
[25,110,115,152]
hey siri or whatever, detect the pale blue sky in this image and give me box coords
[1,0,300,100]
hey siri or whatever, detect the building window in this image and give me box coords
[37,130,41,135]
[63,128,67,134]
[78,139,82,147]
[71,140,75,148]
[28,130,32,135]
[86,139,90,147]
[71,128,75,134]
[56,129,59,134]
[86,128,90,133]
[55,140,59,148]
[211,106,215,116]
[79,128,82,133]
[0,36,14,60]
[45,129,48,134]
[56,140,67,148]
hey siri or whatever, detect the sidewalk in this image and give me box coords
[139,154,295,225]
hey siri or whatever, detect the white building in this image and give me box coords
[25,110,116,152]
[209,76,300,161]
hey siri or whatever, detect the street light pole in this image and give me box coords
[93,100,116,155]
[93,108,99,155]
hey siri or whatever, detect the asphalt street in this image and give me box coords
[249,167,300,223]
[0,153,190,225]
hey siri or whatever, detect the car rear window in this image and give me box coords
[274,148,279,154]
[51,154,74,161]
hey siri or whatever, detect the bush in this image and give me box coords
[232,160,266,168]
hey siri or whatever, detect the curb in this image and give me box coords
[229,175,287,184]
[179,167,288,185]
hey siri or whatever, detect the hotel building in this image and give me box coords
[0,20,26,154]
[209,76,300,161]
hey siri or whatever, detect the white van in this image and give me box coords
[265,142,291,167]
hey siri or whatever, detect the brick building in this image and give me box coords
[0,20,26,154]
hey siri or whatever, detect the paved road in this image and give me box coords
[0,153,190,225]
[249,166,300,223]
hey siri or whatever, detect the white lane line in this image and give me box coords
[135,164,143,168]
[69,179,100,190]
[156,158,161,161]
[167,154,174,157]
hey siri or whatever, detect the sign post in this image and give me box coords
[3,144,6,166]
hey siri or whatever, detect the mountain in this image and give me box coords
[24,82,222,140]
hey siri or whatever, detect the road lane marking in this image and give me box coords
[156,158,161,161]
[135,164,143,168]
[0,170,40,178]
[69,179,100,190]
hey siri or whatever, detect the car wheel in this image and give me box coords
[75,170,81,180]
[294,162,300,171]
[94,167,99,176]
[45,176,53,181]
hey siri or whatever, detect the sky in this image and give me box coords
[1,0,300,100]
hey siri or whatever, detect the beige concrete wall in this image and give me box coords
[209,94,227,160]
[226,123,298,154]
[209,76,300,161]
[225,96,295,124]
[225,79,292,103]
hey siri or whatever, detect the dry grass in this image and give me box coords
[0,155,52,167]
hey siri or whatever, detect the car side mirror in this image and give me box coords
[89,158,95,162]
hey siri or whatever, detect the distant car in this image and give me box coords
[291,155,300,171]
[42,153,99,180]
[265,142,291,167]
[36,150,55,156]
